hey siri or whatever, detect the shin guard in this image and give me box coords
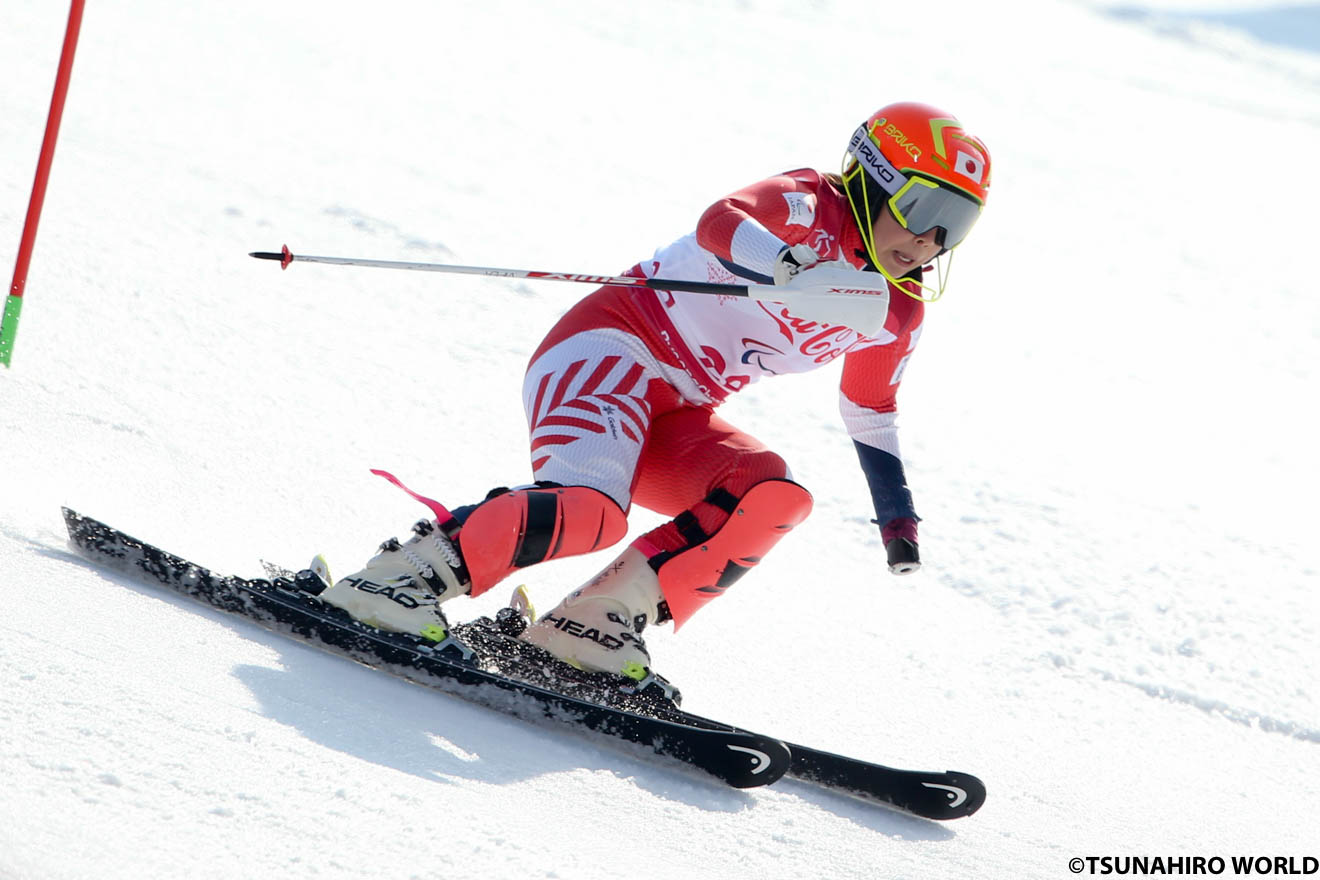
[459,484,628,596]
[642,478,813,629]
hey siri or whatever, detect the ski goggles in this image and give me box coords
[845,126,984,249]
[886,175,983,250]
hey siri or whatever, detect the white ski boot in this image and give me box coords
[320,519,469,642]
[521,546,665,680]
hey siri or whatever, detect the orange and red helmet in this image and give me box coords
[843,102,991,282]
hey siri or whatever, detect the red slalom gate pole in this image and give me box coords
[2,0,87,368]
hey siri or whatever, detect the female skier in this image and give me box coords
[320,101,992,684]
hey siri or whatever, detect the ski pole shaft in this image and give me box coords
[250,245,754,298]
[3,0,86,367]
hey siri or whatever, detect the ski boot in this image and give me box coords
[521,546,664,683]
[483,582,681,708]
[318,518,468,644]
[320,472,629,642]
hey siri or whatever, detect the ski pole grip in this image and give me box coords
[249,245,294,269]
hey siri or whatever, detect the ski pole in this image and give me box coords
[250,245,757,298]
[250,245,895,331]
[250,245,893,309]
[3,0,86,368]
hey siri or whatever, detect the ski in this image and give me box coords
[61,508,788,789]
[454,605,986,820]
[688,714,986,819]
[62,508,985,818]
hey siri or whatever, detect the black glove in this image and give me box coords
[881,517,921,575]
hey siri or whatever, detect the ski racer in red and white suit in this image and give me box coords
[522,166,922,588]
[323,102,990,683]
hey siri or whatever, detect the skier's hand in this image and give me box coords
[881,517,921,575]
[773,243,861,287]
[772,243,822,285]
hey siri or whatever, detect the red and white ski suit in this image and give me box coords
[523,168,923,537]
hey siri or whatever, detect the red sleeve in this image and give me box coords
[840,296,923,415]
[838,302,924,523]
[695,169,828,280]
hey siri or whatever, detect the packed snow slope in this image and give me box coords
[3,0,1318,877]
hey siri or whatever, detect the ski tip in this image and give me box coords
[917,772,987,820]
[723,737,792,788]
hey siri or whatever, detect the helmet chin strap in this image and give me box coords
[877,249,953,304]
[857,218,954,304]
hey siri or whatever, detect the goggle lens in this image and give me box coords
[888,176,982,249]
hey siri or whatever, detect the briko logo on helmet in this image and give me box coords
[842,102,991,302]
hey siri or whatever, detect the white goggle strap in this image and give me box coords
[846,124,909,195]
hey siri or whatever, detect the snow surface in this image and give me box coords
[3,0,1318,877]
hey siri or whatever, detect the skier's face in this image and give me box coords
[870,204,943,277]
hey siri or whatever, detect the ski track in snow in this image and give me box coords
[3,0,1318,877]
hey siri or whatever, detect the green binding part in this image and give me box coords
[419,624,448,643]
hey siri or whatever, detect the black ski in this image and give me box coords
[61,508,787,789]
[62,508,984,818]
[455,606,986,820]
